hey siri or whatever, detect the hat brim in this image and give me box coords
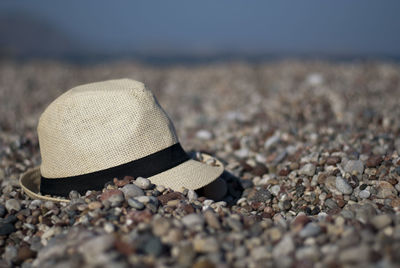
[19,153,224,203]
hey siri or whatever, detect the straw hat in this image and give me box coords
[19,79,224,202]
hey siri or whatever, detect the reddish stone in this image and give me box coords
[366,155,383,168]
[114,238,136,256]
[100,189,124,202]
[251,163,269,176]
[180,203,195,214]
[326,156,341,165]
[292,214,311,228]
[157,192,185,205]
[127,209,153,223]
[279,168,290,176]
[113,176,134,187]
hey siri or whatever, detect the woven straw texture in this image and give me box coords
[38,79,179,178]
[19,78,223,201]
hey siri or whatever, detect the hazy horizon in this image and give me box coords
[1,1,400,62]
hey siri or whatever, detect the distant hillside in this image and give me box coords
[0,11,85,59]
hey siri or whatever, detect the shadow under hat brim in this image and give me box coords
[19,153,224,203]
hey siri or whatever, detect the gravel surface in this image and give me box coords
[1,59,400,267]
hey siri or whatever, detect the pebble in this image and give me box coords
[370,214,392,229]
[158,192,185,205]
[344,160,364,175]
[142,236,163,256]
[248,188,272,202]
[366,155,383,168]
[0,205,6,217]
[376,181,397,198]
[300,163,316,176]
[299,222,321,237]
[0,223,15,235]
[88,201,102,210]
[193,236,219,253]
[4,61,400,268]
[196,129,213,140]
[127,198,145,210]
[152,217,171,236]
[120,184,144,199]
[78,235,115,265]
[204,209,221,229]
[272,235,295,258]
[335,176,353,195]
[182,214,205,228]
[16,246,36,263]
[5,199,21,213]
[100,189,124,202]
[270,185,280,196]
[187,190,198,201]
[134,177,152,190]
[359,190,371,199]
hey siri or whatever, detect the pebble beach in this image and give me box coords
[1,59,400,267]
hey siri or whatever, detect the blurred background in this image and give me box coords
[1,0,400,63]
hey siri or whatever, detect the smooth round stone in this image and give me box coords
[134,177,151,190]
[359,190,371,199]
[182,214,205,228]
[69,190,80,200]
[143,237,163,257]
[88,201,102,210]
[187,190,198,201]
[202,178,227,201]
[0,222,15,235]
[270,185,281,196]
[335,176,353,195]
[121,184,144,199]
[128,198,145,210]
[5,199,21,213]
[0,205,5,217]
[299,222,321,238]
[344,160,364,175]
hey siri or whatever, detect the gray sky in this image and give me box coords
[1,0,400,57]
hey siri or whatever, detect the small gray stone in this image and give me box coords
[344,160,364,175]
[272,235,295,258]
[134,177,152,190]
[121,184,144,199]
[251,246,271,260]
[182,214,205,229]
[335,176,353,195]
[299,222,321,238]
[187,190,198,201]
[270,185,280,196]
[78,235,115,265]
[325,199,339,210]
[359,190,370,199]
[5,199,21,213]
[339,245,370,263]
[143,236,163,256]
[4,245,17,264]
[127,198,145,210]
[196,129,213,140]
[226,217,242,231]
[300,163,316,176]
[370,214,392,229]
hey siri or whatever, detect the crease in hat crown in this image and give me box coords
[38,78,179,179]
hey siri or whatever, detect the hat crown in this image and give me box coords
[38,79,178,178]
